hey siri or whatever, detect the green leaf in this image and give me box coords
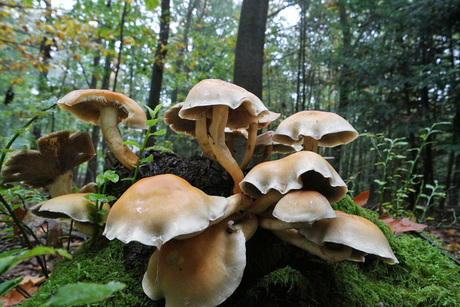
[0,276,23,296]
[146,118,159,126]
[145,0,160,11]
[151,129,166,136]
[122,141,141,148]
[139,154,153,163]
[45,281,126,306]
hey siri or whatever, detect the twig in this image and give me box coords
[414,232,460,266]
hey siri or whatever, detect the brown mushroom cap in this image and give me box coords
[164,102,199,136]
[299,210,399,264]
[272,110,358,151]
[58,89,148,129]
[103,174,252,248]
[58,89,147,170]
[178,79,270,126]
[142,214,258,307]
[30,193,110,236]
[240,151,347,204]
[1,130,95,197]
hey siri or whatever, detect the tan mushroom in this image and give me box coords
[142,213,258,307]
[272,110,358,152]
[240,151,347,214]
[1,130,95,197]
[179,79,277,193]
[58,89,147,170]
[103,174,253,248]
[297,210,398,264]
[253,130,301,162]
[30,193,110,236]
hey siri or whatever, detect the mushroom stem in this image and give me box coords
[272,228,352,262]
[48,170,73,198]
[247,189,283,214]
[195,117,215,160]
[303,136,318,152]
[239,122,258,170]
[208,193,254,228]
[261,144,273,162]
[99,106,139,170]
[208,105,244,194]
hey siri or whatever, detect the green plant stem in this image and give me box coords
[129,126,152,185]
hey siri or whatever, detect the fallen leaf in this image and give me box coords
[379,216,428,233]
[0,275,45,306]
[353,190,370,207]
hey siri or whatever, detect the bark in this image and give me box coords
[233,0,269,99]
[146,0,171,147]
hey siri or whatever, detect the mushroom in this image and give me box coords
[240,151,347,214]
[178,79,277,193]
[272,110,358,152]
[57,89,148,170]
[30,193,110,236]
[102,174,253,248]
[296,210,399,264]
[142,213,258,307]
[253,130,301,162]
[1,130,95,197]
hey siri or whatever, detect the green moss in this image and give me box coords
[20,236,153,306]
[22,196,459,306]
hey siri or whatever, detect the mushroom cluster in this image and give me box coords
[98,79,399,305]
[4,83,398,306]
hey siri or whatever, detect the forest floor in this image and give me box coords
[0,207,459,306]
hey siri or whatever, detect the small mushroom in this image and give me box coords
[240,151,347,213]
[58,89,148,170]
[179,79,276,193]
[298,210,399,264]
[253,130,301,162]
[1,130,95,197]
[30,193,110,236]
[142,213,258,307]
[272,110,358,152]
[103,174,253,248]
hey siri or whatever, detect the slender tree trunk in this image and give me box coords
[233,0,269,99]
[146,0,171,147]
[171,0,199,104]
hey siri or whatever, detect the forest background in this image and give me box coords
[1,0,459,219]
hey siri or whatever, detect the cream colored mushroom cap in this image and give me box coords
[58,89,148,129]
[102,174,229,248]
[178,79,270,129]
[273,190,336,224]
[240,151,347,203]
[163,102,198,135]
[30,193,110,223]
[142,214,258,307]
[299,210,399,264]
[273,110,358,146]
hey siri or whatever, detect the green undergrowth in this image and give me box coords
[21,196,459,306]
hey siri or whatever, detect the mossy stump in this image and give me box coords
[21,151,460,306]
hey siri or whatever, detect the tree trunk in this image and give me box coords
[146,0,171,147]
[233,0,269,99]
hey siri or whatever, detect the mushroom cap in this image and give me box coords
[273,190,336,224]
[57,89,148,129]
[1,130,95,189]
[272,110,358,147]
[142,214,258,307]
[163,102,199,135]
[254,130,300,156]
[102,174,229,248]
[240,151,347,203]
[30,193,109,222]
[299,210,399,264]
[178,79,271,129]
